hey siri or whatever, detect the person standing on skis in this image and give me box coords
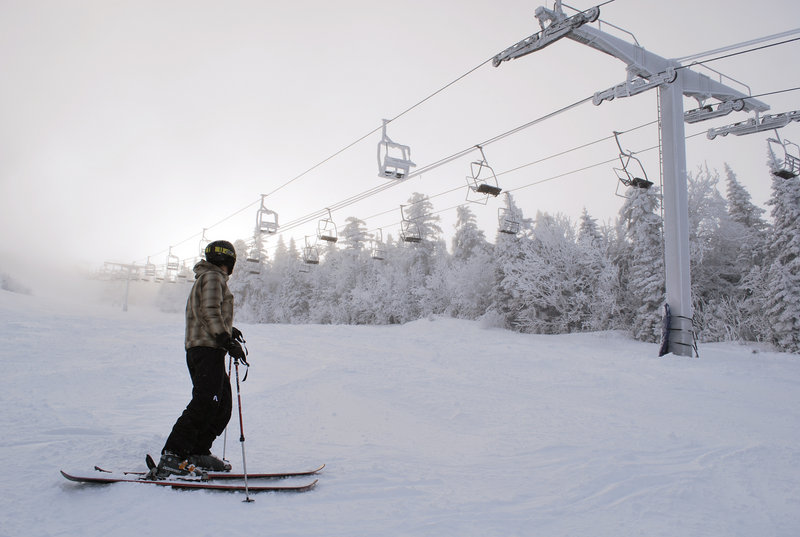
[154,240,247,477]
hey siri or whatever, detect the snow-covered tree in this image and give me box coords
[490,193,532,329]
[577,207,602,245]
[617,185,665,343]
[341,217,369,251]
[451,206,489,261]
[762,148,800,352]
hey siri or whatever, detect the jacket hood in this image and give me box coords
[193,259,229,280]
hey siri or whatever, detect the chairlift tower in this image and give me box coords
[493,1,771,356]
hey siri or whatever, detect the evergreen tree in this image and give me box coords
[490,193,532,330]
[726,164,768,231]
[617,185,665,342]
[452,206,489,261]
[763,148,800,352]
[686,165,743,341]
[341,217,369,251]
[447,205,492,318]
[721,164,771,341]
[577,207,602,245]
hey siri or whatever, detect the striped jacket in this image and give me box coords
[184,260,234,350]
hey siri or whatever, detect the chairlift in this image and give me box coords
[166,247,180,272]
[177,263,192,283]
[612,131,653,197]
[767,130,800,179]
[256,195,279,234]
[370,229,386,260]
[466,146,502,204]
[317,208,338,243]
[245,246,262,274]
[498,207,520,235]
[199,229,210,257]
[377,119,416,179]
[144,257,156,278]
[399,205,423,243]
[303,236,320,265]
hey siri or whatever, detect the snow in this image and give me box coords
[1,288,799,537]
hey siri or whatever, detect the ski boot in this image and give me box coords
[189,453,232,472]
[147,451,204,480]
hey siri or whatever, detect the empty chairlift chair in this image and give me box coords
[370,229,386,260]
[303,236,320,265]
[399,205,423,243]
[245,246,262,274]
[498,207,520,235]
[144,257,156,280]
[166,247,180,272]
[466,146,502,203]
[377,119,416,179]
[767,130,800,179]
[317,208,338,243]
[256,195,279,234]
[199,229,211,259]
[612,131,652,197]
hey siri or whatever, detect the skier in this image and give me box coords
[154,240,248,478]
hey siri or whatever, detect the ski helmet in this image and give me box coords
[205,240,236,273]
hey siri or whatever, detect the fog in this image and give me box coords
[2,0,799,282]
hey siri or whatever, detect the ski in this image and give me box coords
[94,462,325,480]
[61,470,318,492]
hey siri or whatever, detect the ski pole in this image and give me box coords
[222,356,232,463]
[232,356,253,503]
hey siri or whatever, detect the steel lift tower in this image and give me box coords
[493,1,770,356]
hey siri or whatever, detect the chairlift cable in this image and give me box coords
[140,27,798,265]
[267,115,663,249]
[676,37,800,72]
[674,30,800,63]
[267,93,605,240]
[268,129,709,255]
[261,58,495,200]
[747,86,800,100]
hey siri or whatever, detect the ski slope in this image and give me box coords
[1,288,798,537]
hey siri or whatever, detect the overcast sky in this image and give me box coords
[2,0,799,280]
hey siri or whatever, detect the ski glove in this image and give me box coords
[232,326,245,344]
[214,332,248,363]
[229,341,248,364]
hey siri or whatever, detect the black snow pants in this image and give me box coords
[162,346,232,457]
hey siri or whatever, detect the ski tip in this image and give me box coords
[60,470,80,482]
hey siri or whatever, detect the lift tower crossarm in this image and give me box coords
[492,4,600,66]
[564,21,770,113]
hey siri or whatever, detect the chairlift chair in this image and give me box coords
[303,236,320,265]
[370,229,386,260]
[199,229,210,257]
[767,130,800,179]
[145,257,156,278]
[399,205,423,243]
[317,208,338,243]
[612,131,653,196]
[377,119,416,179]
[176,265,191,283]
[245,246,262,274]
[466,146,502,203]
[498,207,520,235]
[166,247,180,272]
[256,195,279,234]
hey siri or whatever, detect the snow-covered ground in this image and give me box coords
[1,287,799,537]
